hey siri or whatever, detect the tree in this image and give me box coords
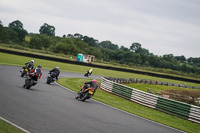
[180,64,188,73]
[162,54,177,64]
[54,42,78,55]
[29,34,54,49]
[8,20,28,42]
[74,33,83,39]
[120,46,129,52]
[74,39,88,52]
[123,51,135,63]
[0,21,9,43]
[67,34,74,38]
[130,43,141,52]
[113,49,125,63]
[86,47,103,59]
[4,27,20,43]
[175,55,186,62]
[148,55,159,67]
[83,36,98,47]
[8,20,23,30]
[100,48,114,61]
[0,20,3,26]
[99,41,118,50]
[39,23,55,36]
[132,53,142,64]
[140,54,149,65]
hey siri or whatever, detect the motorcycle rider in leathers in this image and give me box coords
[24,65,42,87]
[25,60,34,70]
[49,66,60,80]
[77,79,98,98]
[21,60,34,73]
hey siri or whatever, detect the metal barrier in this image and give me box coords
[101,77,200,124]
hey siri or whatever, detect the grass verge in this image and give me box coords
[0,52,200,88]
[57,78,200,133]
[125,83,200,92]
[1,44,200,81]
[0,118,26,133]
[1,52,200,132]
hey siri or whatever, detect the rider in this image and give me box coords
[21,60,34,73]
[88,68,93,75]
[25,60,34,70]
[28,65,42,79]
[77,79,98,98]
[49,66,60,80]
[24,65,42,87]
[85,68,93,76]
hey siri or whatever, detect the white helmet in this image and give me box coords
[31,60,34,63]
[56,66,59,69]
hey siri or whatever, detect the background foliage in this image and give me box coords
[1,20,200,79]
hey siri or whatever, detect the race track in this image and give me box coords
[0,65,184,133]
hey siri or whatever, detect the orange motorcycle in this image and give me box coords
[76,84,95,101]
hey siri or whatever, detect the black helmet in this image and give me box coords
[37,65,42,68]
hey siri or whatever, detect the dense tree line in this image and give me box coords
[1,20,200,76]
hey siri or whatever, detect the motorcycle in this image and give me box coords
[84,69,93,77]
[84,71,90,77]
[76,84,95,101]
[20,66,30,77]
[46,72,57,84]
[23,69,41,89]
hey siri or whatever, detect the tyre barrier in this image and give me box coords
[101,77,200,124]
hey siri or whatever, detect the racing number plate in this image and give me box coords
[89,90,93,94]
[25,68,28,72]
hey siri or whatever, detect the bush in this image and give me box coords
[29,34,54,49]
[52,42,78,55]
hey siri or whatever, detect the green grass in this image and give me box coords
[125,83,200,92]
[1,52,200,132]
[0,119,25,133]
[1,44,200,81]
[0,52,200,88]
[0,45,78,61]
[57,78,200,133]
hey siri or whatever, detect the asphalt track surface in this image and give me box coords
[0,65,184,133]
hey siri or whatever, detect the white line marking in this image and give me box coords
[55,81,186,133]
[0,116,31,133]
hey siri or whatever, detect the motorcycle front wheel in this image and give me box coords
[21,70,26,77]
[46,77,52,84]
[81,93,89,101]
[26,79,34,89]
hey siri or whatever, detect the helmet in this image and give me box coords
[56,66,59,69]
[92,79,97,83]
[37,65,42,68]
[31,60,34,63]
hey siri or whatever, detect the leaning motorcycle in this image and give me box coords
[84,71,92,77]
[46,72,57,84]
[20,66,30,77]
[23,69,41,89]
[84,71,90,77]
[76,84,95,101]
